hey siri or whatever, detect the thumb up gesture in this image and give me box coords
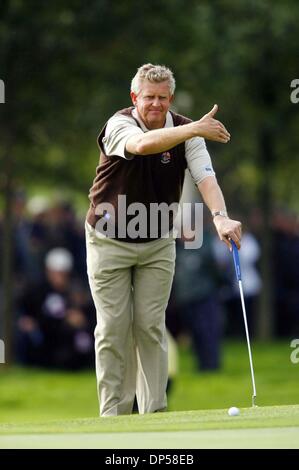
[206,104,219,118]
[193,104,231,143]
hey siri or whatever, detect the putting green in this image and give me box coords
[0,427,298,449]
[0,405,298,449]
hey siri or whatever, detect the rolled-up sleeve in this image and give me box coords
[185,137,216,184]
[102,115,143,160]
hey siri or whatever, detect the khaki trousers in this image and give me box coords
[85,222,176,416]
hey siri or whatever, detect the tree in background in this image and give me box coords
[1,0,299,359]
[177,0,299,338]
[0,0,197,362]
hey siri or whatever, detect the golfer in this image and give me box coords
[86,64,242,416]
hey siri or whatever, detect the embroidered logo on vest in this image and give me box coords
[161,152,171,164]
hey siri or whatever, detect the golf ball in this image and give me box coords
[228,406,240,416]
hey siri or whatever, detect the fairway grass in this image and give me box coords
[0,405,298,449]
[1,341,298,448]
[1,341,298,424]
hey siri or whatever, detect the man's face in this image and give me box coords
[131,80,173,130]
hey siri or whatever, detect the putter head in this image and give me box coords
[252,395,258,408]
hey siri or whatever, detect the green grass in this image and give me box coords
[169,339,299,411]
[0,340,298,423]
[0,340,298,448]
[0,406,298,448]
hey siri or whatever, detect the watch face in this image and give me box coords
[213,211,227,218]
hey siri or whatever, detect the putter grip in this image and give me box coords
[231,240,242,281]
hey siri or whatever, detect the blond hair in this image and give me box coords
[131,63,176,96]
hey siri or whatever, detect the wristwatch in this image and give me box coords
[212,210,228,219]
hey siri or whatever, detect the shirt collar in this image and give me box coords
[132,108,173,131]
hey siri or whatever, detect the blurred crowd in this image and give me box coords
[0,191,95,370]
[167,206,299,371]
[0,191,299,372]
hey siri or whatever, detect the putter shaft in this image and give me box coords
[238,280,257,403]
[231,240,257,407]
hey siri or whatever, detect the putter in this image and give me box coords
[231,239,257,407]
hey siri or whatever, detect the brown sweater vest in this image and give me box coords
[86,107,191,242]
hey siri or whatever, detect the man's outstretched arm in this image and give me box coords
[197,175,242,250]
[126,104,230,155]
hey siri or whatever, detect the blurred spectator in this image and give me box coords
[272,209,299,336]
[43,200,87,277]
[213,229,262,338]
[173,227,224,371]
[22,195,50,285]
[16,247,95,370]
[27,197,87,279]
[12,190,32,281]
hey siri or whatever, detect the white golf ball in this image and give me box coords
[228,406,240,416]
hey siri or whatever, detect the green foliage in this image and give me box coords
[1,0,299,205]
[176,0,299,209]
